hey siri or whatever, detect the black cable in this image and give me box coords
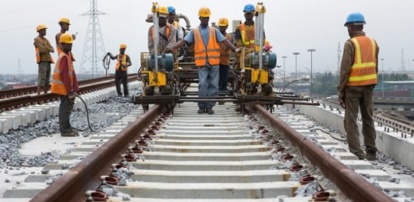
[102,54,111,71]
[72,95,96,132]
[313,128,346,142]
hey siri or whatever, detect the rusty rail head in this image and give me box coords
[254,104,394,202]
[30,105,162,202]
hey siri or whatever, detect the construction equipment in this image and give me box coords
[132,2,318,112]
[133,3,179,111]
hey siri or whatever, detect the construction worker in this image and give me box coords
[34,24,54,95]
[218,18,233,92]
[51,33,79,137]
[56,18,75,61]
[338,12,379,161]
[169,7,237,114]
[167,6,184,41]
[106,44,132,97]
[148,6,177,54]
[234,4,265,49]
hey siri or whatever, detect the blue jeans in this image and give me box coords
[219,64,229,91]
[198,65,219,109]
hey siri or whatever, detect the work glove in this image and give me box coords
[68,92,78,100]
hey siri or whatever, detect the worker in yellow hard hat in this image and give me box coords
[56,17,76,61]
[106,44,132,97]
[34,24,55,95]
[51,33,80,137]
[169,7,237,115]
[217,18,234,92]
[148,5,177,54]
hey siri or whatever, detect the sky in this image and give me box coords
[0,0,413,75]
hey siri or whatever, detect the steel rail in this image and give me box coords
[31,105,162,202]
[0,74,137,99]
[254,104,394,202]
[0,75,137,112]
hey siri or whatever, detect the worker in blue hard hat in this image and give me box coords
[338,12,379,161]
[167,6,184,41]
[234,4,265,49]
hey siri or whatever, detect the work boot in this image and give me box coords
[206,108,214,114]
[61,129,79,137]
[197,108,205,114]
[366,152,377,161]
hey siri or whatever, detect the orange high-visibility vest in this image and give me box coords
[193,27,220,67]
[346,36,378,86]
[239,23,255,49]
[115,54,128,71]
[219,33,233,65]
[151,25,171,41]
[51,53,75,95]
[35,37,54,64]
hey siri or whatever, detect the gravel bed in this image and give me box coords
[0,97,139,168]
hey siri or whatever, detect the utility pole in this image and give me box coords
[381,58,385,97]
[282,56,287,88]
[307,49,315,98]
[17,58,21,75]
[292,52,300,93]
[80,0,106,78]
[400,49,405,72]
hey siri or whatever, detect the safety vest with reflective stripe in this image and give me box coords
[220,33,233,65]
[115,54,128,71]
[193,27,220,67]
[51,53,75,95]
[239,23,255,49]
[35,37,54,64]
[347,36,378,86]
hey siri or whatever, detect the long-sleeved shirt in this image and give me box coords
[337,31,380,98]
[148,24,177,54]
[60,56,79,94]
[34,36,54,62]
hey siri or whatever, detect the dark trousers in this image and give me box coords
[344,85,377,158]
[219,64,229,91]
[115,70,128,96]
[59,96,74,133]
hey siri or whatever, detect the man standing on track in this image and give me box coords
[169,7,237,115]
[106,44,132,97]
[338,12,379,161]
[51,33,79,137]
[34,24,54,95]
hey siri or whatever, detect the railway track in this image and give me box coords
[2,84,411,201]
[0,74,137,113]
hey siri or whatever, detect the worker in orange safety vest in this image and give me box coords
[51,33,79,137]
[169,7,237,115]
[338,12,379,161]
[106,44,132,97]
[34,24,54,95]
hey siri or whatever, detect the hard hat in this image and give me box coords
[60,33,73,44]
[36,24,47,32]
[167,6,175,14]
[344,12,366,26]
[158,6,169,17]
[59,17,71,25]
[120,44,127,49]
[198,7,211,17]
[218,18,228,27]
[243,4,255,13]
